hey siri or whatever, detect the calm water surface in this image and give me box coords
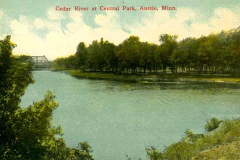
[21,71,240,160]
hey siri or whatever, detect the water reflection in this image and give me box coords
[21,71,240,160]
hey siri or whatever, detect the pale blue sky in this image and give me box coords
[0,0,239,59]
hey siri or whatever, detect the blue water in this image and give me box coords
[21,71,240,160]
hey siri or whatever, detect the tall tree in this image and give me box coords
[76,42,88,71]
[0,35,34,158]
[0,36,94,159]
[158,34,178,73]
[117,36,141,73]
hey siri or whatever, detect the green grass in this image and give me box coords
[181,77,240,83]
[67,70,140,82]
[65,70,240,84]
[147,118,240,160]
[194,141,240,160]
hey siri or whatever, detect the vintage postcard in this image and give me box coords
[0,0,240,159]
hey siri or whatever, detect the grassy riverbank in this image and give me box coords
[60,69,240,84]
[179,77,240,83]
[148,118,240,160]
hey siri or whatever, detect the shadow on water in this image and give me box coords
[85,77,240,93]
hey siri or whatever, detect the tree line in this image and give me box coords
[53,27,240,75]
[0,36,93,159]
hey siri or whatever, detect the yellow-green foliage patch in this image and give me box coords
[147,118,240,160]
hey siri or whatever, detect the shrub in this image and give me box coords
[205,118,223,132]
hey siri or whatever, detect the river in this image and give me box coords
[21,71,240,160]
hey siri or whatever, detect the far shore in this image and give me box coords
[51,69,240,84]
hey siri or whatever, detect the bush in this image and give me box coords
[205,118,223,132]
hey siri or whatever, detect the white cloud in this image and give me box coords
[8,9,129,60]
[9,17,46,57]
[175,8,196,22]
[190,7,240,37]
[5,6,240,60]
[127,7,240,43]
[95,11,120,28]
[210,8,239,30]
[47,7,66,20]
[66,11,89,32]
[69,11,84,23]
[93,11,129,44]
[33,18,45,29]
[10,16,31,35]
[126,8,195,43]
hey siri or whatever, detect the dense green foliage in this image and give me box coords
[146,117,240,160]
[0,36,93,159]
[53,27,240,75]
[204,117,223,132]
